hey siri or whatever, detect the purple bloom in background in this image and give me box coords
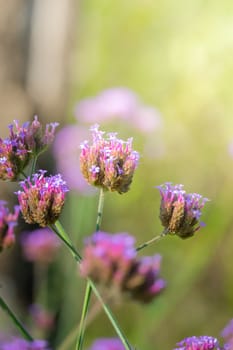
[0,117,58,181]
[29,304,55,331]
[80,231,165,303]
[0,337,50,350]
[16,170,69,227]
[21,228,60,264]
[0,201,20,251]
[221,319,233,350]
[88,338,125,350]
[174,336,221,350]
[157,183,209,239]
[80,125,139,193]
[53,125,94,194]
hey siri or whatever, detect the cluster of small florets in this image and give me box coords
[0,117,58,181]
[0,337,50,350]
[21,228,60,264]
[16,170,69,227]
[174,336,222,350]
[0,201,20,251]
[80,125,139,193]
[88,338,125,350]
[80,231,165,303]
[157,183,209,239]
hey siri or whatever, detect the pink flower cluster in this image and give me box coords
[88,338,124,350]
[174,336,221,350]
[80,125,139,193]
[0,201,20,251]
[0,337,50,350]
[80,232,165,303]
[0,117,58,181]
[157,183,209,239]
[16,170,68,227]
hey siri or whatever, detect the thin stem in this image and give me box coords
[20,170,28,179]
[136,232,166,251]
[75,283,92,350]
[51,220,132,350]
[0,296,34,341]
[30,155,38,178]
[76,188,105,350]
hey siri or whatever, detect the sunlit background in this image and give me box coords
[1,1,233,349]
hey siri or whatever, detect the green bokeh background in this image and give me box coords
[1,1,233,349]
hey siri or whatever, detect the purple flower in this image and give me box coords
[29,304,55,331]
[174,336,221,350]
[53,125,95,194]
[0,201,20,251]
[157,183,209,239]
[16,170,69,227]
[0,117,58,181]
[80,125,139,193]
[0,337,50,350]
[221,319,233,350]
[88,338,125,350]
[21,228,60,263]
[80,231,165,303]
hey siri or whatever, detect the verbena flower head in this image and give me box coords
[0,337,50,350]
[80,231,165,303]
[16,170,69,227]
[0,117,58,181]
[174,336,221,350]
[80,125,139,193]
[88,338,125,350]
[157,183,209,239]
[21,228,60,263]
[0,201,20,251]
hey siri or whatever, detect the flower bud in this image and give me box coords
[0,201,20,251]
[80,231,165,303]
[157,183,209,239]
[80,125,139,193]
[16,170,69,227]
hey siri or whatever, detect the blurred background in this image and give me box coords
[1,0,233,349]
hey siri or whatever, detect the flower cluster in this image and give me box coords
[222,319,233,350]
[0,117,58,181]
[21,228,60,264]
[88,338,125,350]
[16,170,68,227]
[174,336,221,350]
[80,125,139,193]
[80,231,165,303]
[0,337,50,350]
[0,201,20,251]
[157,183,209,239]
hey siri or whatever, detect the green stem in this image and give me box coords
[30,155,38,177]
[136,232,166,251]
[0,296,33,341]
[76,188,105,350]
[51,220,132,350]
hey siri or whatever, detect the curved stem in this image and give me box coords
[136,232,166,251]
[76,188,105,350]
[0,296,34,341]
[51,220,132,350]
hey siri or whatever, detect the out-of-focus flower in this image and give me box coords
[21,228,60,264]
[0,117,58,181]
[80,231,165,303]
[221,319,233,350]
[0,337,50,350]
[88,338,124,350]
[16,170,69,227]
[80,125,139,194]
[157,183,209,239]
[0,201,20,251]
[174,336,221,350]
[29,304,55,331]
[53,125,94,194]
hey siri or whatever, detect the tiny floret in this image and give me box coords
[0,201,20,251]
[157,183,209,239]
[16,170,69,227]
[174,336,221,350]
[80,231,165,303]
[80,125,139,193]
